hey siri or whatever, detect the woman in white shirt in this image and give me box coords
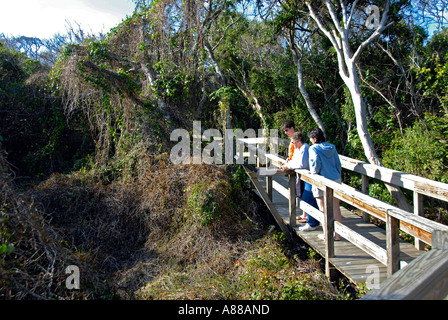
[280,132,320,231]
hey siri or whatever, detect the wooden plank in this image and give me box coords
[324,174,435,245]
[363,249,448,300]
[324,186,334,278]
[338,155,448,202]
[243,166,291,239]
[364,231,448,299]
[240,137,448,202]
[386,212,400,277]
[433,230,448,249]
[387,208,448,246]
[335,221,387,265]
[266,176,272,201]
[288,173,296,228]
[272,179,289,199]
[245,143,286,165]
[413,191,425,250]
[297,169,437,245]
[237,137,268,144]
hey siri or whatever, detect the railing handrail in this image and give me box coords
[272,137,448,203]
[236,137,448,239]
[362,230,448,300]
[236,136,448,281]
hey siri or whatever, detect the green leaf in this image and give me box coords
[0,244,15,255]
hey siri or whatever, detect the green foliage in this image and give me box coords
[382,113,448,183]
[417,29,448,113]
[0,214,15,257]
[237,233,338,300]
[153,60,193,101]
[186,182,221,226]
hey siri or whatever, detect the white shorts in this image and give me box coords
[312,178,341,198]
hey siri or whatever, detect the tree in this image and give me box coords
[272,0,327,135]
[303,0,412,211]
[411,0,448,32]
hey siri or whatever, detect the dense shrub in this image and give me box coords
[382,113,448,183]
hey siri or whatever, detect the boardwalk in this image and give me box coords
[237,136,448,298]
[254,173,423,287]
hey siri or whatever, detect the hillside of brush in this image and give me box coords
[0,5,340,299]
[0,145,342,300]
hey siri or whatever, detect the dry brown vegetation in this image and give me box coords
[0,146,341,300]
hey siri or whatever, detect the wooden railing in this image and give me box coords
[235,136,448,299]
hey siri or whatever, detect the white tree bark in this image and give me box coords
[289,37,326,136]
[306,0,412,212]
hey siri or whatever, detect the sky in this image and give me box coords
[0,0,136,39]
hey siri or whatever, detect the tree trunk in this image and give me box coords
[290,41,326,136]
[346,65,413,212]
[236,83,267,129]
[204,38,233,130]
[306,0,412,212]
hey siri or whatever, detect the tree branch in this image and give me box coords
[307,1,351,81]
[345,0,360,29]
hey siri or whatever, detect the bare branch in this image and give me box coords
[212,14,244,51]
[325,0,344,34]
[346,0,360,29]
[307,1,352,81]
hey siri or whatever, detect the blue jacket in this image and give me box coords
[309,142,341,180]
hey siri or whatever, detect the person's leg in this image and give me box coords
[315,196,324,211]
[301,183,319,227]
[297,177,306,220]
[333,198,341,223]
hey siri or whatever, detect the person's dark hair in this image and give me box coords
[291,132,305,144]
[281,120,295,131]
[308,127,326,143]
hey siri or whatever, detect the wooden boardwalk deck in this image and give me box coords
[253,173,425,288]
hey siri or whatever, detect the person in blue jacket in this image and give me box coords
[308,128,342,241]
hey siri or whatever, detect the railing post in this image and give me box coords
[362,174,370,222]
[269,128,277,154]
[433,230,448,250]
[386,210,400,277]
[296,173,304,226]
[324,186,334,278]
[257,130,267,168]
[265,139,272,200]
[413,191,425,250]
[289,173,297,228]
[266,175,272,201]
